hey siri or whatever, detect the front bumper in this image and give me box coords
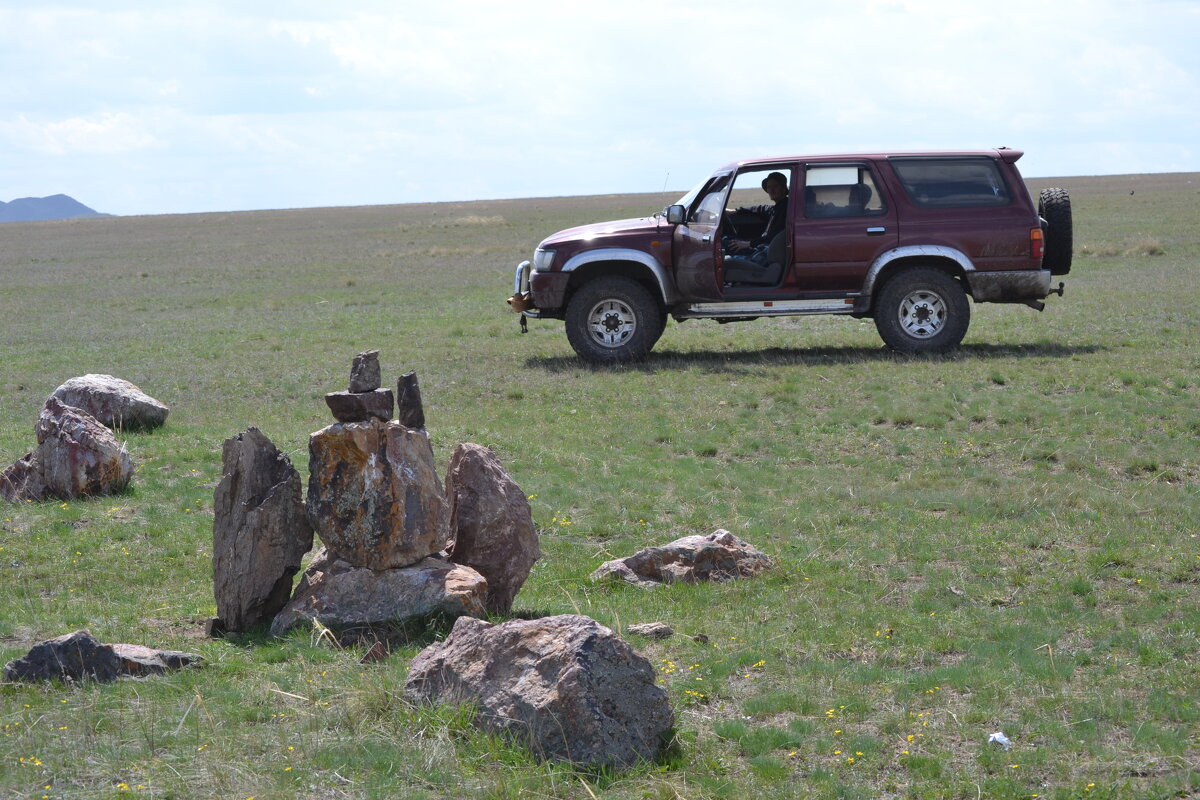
[509,261,569,317]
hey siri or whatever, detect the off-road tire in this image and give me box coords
[874,268,970,354]
[1038,187,1073,275]
[564,276,666,364]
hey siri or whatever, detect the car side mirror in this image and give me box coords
[665,204,687,224]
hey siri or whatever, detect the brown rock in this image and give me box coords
[591,529,772,588]
[445,443,539,614]
[627,622,675,639]
[212,427,314,634]
[405,614,674,768]
[397,371,425,430]
[0,452,46,502]
[349,350,382,393]
[32,398,134,500]
[307,418,449,569]
[3,630,200,682]
[49,374,169,430]
[269,548,487,636]
[324,389,394,423]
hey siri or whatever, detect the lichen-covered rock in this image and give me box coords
[269,548,487,636]
[3,630,200,682]
[591,529,772,588]
[445,443,539,614]
[307,418,448,569]
[49,374,169,431]
[32,398,134,500]
[212,427,313,634]
[405,614,674,768]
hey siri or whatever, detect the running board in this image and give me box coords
[679,299,857,319]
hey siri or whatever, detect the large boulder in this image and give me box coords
[4,630,200,683]
[211,428,314,634]
[445,443,539,614]
[269,548,487,637]
[591,529,772,588]
[49,374,169,431]
[405,614,674,768]
[307,418,449,569]
[31,398,134,500]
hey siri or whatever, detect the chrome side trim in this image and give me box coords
[560,248,678,304]
[861,245,976,295]
[679,299,856,319]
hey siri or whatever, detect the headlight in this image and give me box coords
[533,248,556,271]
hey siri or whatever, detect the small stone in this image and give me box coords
[397,371,426,430]
[591,529,772,588]
[628,622,675,639]
[349,350,382,393]
[324,389,394,423]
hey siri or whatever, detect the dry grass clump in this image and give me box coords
[1081,239,1165,257]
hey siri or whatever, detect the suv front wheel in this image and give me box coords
[874,268,970,354]
[564,276,666,364]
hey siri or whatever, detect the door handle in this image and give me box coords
[702,234,712,243]
[866,227,886,236]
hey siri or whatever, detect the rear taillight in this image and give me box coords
[1030,227,1045,261]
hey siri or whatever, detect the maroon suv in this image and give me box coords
[509,148,1072,363]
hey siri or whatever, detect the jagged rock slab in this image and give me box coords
[307,418,448,569]
[269,548,487,636]
[324,389,394,423]
[211,427,313,634]
[405,614,674,768]
[32,398,134,500]
[591,529,772,588]
[3,630,200,682]
[49,374,169,431]
[445,443,539,614]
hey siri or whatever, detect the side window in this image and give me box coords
[690,175,731,223]
[804,165,886,218]
[888,157,1012,208]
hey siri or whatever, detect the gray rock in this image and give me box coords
[324,389,394,423]
[445,443,539,614]
[269,548,487,636]
[397,371,425,430]
[591,529,772,588]
[405,614,674,768]
[32,398,134,500]
[307,418,449,569]
[0,452,46,503]
[349,350,382,393]
[627,622,675,639]
[3,630,200,682]
[49,374,169,431]
[212,427,314,634]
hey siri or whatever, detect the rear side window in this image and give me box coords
[889,157,1011,208]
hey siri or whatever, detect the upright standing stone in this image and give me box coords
[397,371,426,430]
[212,427,314,634]
[307,418,449,569]
[445,443,539,614]
[405,615,674,768]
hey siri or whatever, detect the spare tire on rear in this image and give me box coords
[1038,187,1073,275]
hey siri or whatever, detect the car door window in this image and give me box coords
[804,165,886,218]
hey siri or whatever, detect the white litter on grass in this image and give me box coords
[988,731,1012,750]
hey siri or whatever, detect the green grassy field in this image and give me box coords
[1,172,1198,799]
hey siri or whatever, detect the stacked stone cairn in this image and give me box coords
[211,350,541,639]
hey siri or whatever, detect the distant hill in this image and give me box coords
[0,194,110,223]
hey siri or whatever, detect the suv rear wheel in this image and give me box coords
[874,268,970,354]
[564,276,665,364]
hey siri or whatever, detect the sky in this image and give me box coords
[1,0,1198,217]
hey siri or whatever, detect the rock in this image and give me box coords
[324,389,395,423]
[397,371,425,430]
[211,427,314,634]
[627,622,675,639]
[49,374,169,431]
[307,418,449,569]
[591,529,772,588]
[0,452,46,502]
[32,398,134,500]
[445,443,539,614]
[269,548,487,637]
[349,350,382,393]
[3,630,200,683]
[405,614,674,768]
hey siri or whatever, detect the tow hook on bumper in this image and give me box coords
[509,261,542,333]
[1022,281,1065,312]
